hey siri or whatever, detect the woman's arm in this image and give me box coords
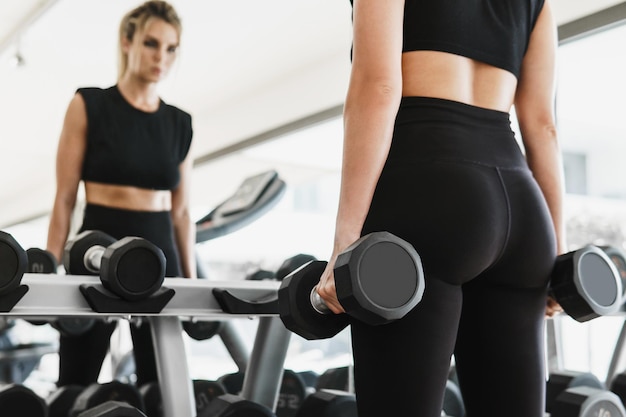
[46,93,88,263]
[514,1,565,316]
[171,153,197,278]
[317,0,405,313]
[515,1,565,252]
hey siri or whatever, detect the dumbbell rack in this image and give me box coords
[1,273,289,417]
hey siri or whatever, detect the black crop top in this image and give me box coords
[350,0,545,79]
[403,0,545,78]
[79,86,193,190]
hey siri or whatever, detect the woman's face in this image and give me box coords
[123,17,179,83]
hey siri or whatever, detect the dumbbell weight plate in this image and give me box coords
[26,247,58,274]
[552,386,626,417]
[0,384,47,417]
[600,245,626,302]
[198,393,275,417]
[294,389,357,417]
[100,237,166,301]
[334,231,424,324]
[47,385,85,417]
[551,245,622,322]
[70,380,145,417]
[0,231,27,294]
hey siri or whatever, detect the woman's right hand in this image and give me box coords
[315,254,346,315]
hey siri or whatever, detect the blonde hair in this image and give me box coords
[117,1,182,80]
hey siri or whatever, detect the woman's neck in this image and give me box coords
[117,78,161,112]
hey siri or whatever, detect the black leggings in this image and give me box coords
[58,204,182,387]
[353,97,556,417]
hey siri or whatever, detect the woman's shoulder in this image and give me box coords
[161,101,192,124]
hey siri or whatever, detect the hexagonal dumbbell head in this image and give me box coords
[100,236,166,301]
[0,383,48,416]
[551,386,626,417]
[551,245,622,322]
[26,248,58,273]
[63,231,116,275]
[0,231,27,295]
[279,261,350,340]
[334,231,424,325]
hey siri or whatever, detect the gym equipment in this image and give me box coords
[25,246,96,336]
[546,370,607,413]
[27,247,58,273]
[546,370,626,417]
[609,371,626,406]
[64,230,166,302]
[219,369,307,417]
[198,393,276,417]
[275,254,317,281]
[0,383,48,416]
[296,371,319,392]
[48,385,86,417]
[551,386,626,417]
[551,245,622,322]
[195,170,286,243]
[76,400,147,417]
[315,366,350,392]
[0,231,29,310]
[2,248,287,417]
[600,245,626,302]
[70,380,145,417]
[294,389,357,417]
[278,231,424,340]
[138,379,227,417]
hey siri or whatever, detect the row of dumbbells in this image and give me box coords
[5,228,626,341]
[47,368,355,417]
[1,229,168,336]
[444,367,626,417]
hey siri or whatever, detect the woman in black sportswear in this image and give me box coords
[46,1,195,388]
[317,1,565,417]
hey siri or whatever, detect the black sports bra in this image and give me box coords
[351,0,545,78]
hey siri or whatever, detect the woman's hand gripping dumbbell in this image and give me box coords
[63,230,166,301]
[278,231,425,340]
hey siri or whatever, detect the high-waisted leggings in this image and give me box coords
[58,203,182,387]
[352,97,556,417]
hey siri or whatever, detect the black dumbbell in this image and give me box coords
[47,385,86,417]
[76,400,147,417]
[294,389,357,417]
[551,386,626,417]
[551,245,623,322]
[64,230,165,301]
[26,247,58,274]
[70,380,145,417]
[218,369,307,417]
[0,383,48,417]
[139,379,227,417]
[546,370,607,413]
[0,231,28,295]
[198,393,275,417]
[278,231,424,340]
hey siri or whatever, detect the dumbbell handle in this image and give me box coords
[83,245,105,273]
[310,287,331,314]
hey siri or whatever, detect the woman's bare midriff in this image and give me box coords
[402,51,518,113]
[84,181,172,212]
